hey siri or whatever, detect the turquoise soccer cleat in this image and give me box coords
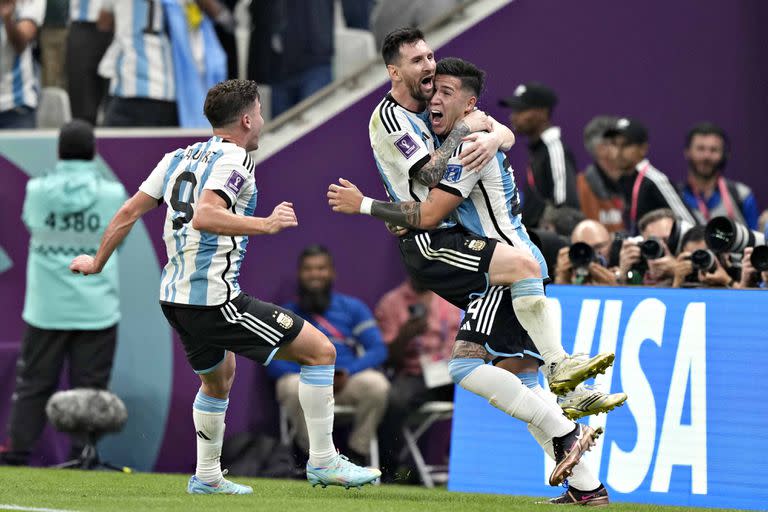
[306,453,381,489]
[187,472,254,495]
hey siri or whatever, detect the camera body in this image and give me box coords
[690,249,718,273]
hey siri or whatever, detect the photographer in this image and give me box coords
[618,209,681,286]
[735,246,768,289]
[555,220,618,285]
[672,226,733,288]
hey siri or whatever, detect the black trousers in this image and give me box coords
[65,22,112,125]
[3,323,117,464]
[377,374,453,477]
[103,97,178,127]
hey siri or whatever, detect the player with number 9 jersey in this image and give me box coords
[139,137,257,306]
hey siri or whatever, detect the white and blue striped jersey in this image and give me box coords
[437,143,548,277]
[0,0,45,111]
[70,0,102,22]
[139,136,257,307]
[99,0,175,101]
[369,93,435,204]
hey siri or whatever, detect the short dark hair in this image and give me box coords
[685,122,728,149]
[680,225,705,248]
[381,27,425,65]
[298,244,333,267]
[435,57,485,97]
[204,80,260,128]
[638,208,676,233]
[58,119,95,161]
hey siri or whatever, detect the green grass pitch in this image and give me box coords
[0,467,747,512]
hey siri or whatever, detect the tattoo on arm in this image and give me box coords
[412,121,470,187]
[452,340,492,362]
[371,200,422,229]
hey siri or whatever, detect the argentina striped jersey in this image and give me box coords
[139,136,257,306]
[0,0,45,111]
[70,0,102,22]
[436,143,548,277]
[99,0,175,101]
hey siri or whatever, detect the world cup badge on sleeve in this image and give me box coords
[226,170,246,194]
[394,133,419,159]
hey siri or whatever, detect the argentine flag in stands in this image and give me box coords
[162,0,227,128]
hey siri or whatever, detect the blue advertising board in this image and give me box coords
[448,286,767,510]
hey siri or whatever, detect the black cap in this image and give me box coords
[59,119,95,160]
[603,117,648,145]
[498,82,558,111]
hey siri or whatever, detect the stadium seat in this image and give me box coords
[333,27,377,81]
[400,401,454,488]
[278,403,380,477]
[36,87,72,129]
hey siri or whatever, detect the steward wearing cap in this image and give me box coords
[0,120,127,466]
[603,117,695,233]
[499,82,579,227]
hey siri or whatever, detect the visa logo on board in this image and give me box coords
[544,298,707,495]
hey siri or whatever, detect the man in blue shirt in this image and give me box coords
[1,120,125,465]
[678,122,758,229]
[268,245,389,465]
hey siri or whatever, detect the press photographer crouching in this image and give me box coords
[671,226,733,288]
[616,209,684,285]
[703,216,768,290]
[554,220,618,285]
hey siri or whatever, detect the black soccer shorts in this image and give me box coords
[161,293,304,373]
[398,225,497,310]
[457,285,542,364]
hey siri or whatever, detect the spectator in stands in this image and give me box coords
[66,0,113,124]
[97,0,179,126]
[604,118,696,232]
[39,0,67,88]
[267,245,389,466]
[341,0,374,30]
[0,0,45,129]
[370,0,462,49]
[677,122,759,230]
[208,0,238,79]
[0,120,125,466]
[247,0,334,118]
[499,82,580,228]
[554,220,618,286]
[374,277,460,480]
[617,208,680,286]
[539,205,585,239]
[578,115,628,233]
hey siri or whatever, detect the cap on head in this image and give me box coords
[604,117,648,145]
[59,119,95,161]
[498,82,557,111]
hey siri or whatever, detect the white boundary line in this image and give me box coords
[0,505,80,512]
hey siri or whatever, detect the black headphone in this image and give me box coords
[685,122,730,172]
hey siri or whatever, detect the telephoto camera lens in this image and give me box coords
[751,246,768,272]
[568,242,595,268]
[690,249,718,273]
[705,216,766,253]
[640,237,665,260]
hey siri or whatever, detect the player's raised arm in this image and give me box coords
[69,191,159,275]
[193,190,297,236]
[328,178,461,230]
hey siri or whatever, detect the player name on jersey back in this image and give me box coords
[139,136,257,307]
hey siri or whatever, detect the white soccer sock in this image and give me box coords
[528,385,601,491]
[459,364,573,438]
[299,365,337,466]
[511,279,567,366]
[193,391,228,484]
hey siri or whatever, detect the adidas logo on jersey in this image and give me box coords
[460,321,472,331]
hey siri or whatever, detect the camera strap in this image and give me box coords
[629,162,650,229]
[312,314,347,345]
[691,176,735,221]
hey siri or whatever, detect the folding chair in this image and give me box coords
[400,401,454,488]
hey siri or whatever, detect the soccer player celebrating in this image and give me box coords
[70,80,381,494]
[330,49,616,498]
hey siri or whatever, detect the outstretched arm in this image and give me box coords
[193,190,297,236]
[328,178,461,230]
[70,191,159,275]
[458,116,514,171]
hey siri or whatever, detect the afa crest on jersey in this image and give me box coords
[466,239,487,251]
[275,312,294,330]
[443,164,463,183]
